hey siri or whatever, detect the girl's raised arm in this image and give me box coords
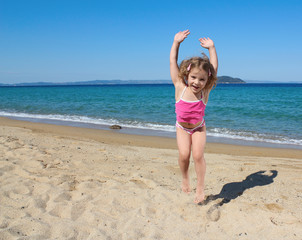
[199,37,218,74]
[170,30,190,86]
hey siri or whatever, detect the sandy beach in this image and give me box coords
[0,117,302,239]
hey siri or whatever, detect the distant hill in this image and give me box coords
[0,76,246,86]
[217,76,245,84]
[0,80,171,86]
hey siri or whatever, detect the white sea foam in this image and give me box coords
[207,128,302,146]
[0,111,175,132]
[1,111,301,147]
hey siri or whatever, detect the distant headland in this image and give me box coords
[0,76,245,86]
[217,76,245,84]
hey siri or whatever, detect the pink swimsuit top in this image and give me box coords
[175,87,206,125]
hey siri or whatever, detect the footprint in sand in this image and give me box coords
[6,185,32,201]
[0,165,15,173]
[265,203,283,212]
[12,185,32,195]
[48,202,71,218]
[54,192,72,202]
[130,179,149,189]
[25,193,50,214]
[34,194,50,210]
[130,175,157,189]
[71,203,86,221]
[206,204,221,222]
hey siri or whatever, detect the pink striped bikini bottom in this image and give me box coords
[176,120,205,135]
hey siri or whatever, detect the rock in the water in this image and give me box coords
[110,125,122,129]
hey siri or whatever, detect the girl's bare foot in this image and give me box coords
[194,188,205,204]
[181,178,191,193]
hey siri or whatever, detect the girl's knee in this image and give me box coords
[179,151,190,162]
[193,153,205,163]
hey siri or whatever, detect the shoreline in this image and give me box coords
[1,117,301,159]
[1,112,301,150]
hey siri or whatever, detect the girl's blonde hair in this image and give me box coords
[178,53,217,91]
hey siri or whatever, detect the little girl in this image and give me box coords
[170,30,218,204]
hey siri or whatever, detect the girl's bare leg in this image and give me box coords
[192,126,207,203]
[176,127,192,193]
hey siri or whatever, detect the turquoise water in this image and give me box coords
[0,84,301,148]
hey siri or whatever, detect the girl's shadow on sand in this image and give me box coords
[201,170,278,221]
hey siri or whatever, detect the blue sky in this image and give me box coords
[0,0,301,83]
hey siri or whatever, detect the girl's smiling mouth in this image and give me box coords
[192,85,199,91]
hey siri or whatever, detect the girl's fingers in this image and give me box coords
[182,30,189,35]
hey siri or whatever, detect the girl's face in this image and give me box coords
[187,67,208,94]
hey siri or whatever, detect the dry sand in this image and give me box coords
[0,117,302,239]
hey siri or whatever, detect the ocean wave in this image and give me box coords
[207,128,302,146]
[0,111,301,147]
[0,111,175,132]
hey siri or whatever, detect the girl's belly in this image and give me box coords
[177,121,203,129]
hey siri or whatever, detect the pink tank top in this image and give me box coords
[175,87,206,125]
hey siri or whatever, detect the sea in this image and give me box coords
[0,83,301,149]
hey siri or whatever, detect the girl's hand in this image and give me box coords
[199,37,215,49]
[174,30,190,44]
